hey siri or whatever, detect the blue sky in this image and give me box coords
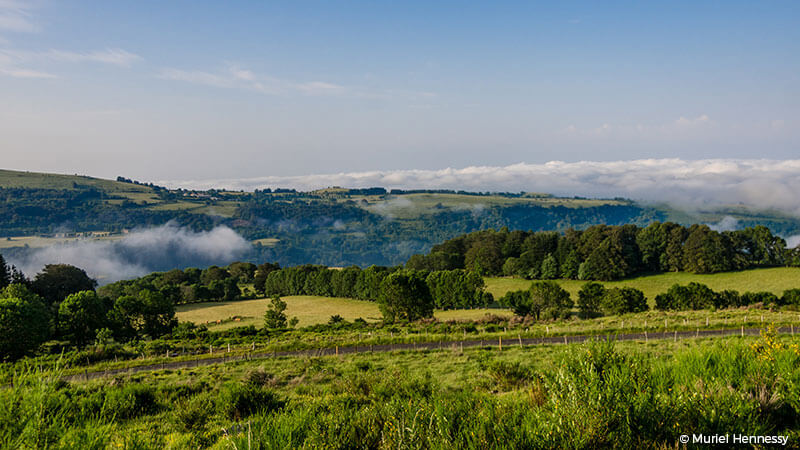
[1,1,798,181]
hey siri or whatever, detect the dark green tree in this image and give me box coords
[539,254,559,279]
[227,262,257,283]
[600,287,648,315]
[500,289,532,316]
[112,289,176,340]
[0,253,9,289]
[577,282,606,318]
[0,284,51,360]
[527,281,572,320]
[378,270,434,322]
[464,241,503,276]
[253,262,280,295]
[31,264,97,305]
[57,290,109,346]
[264,296,288,329]
[682,225,732,274]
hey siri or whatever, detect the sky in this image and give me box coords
[1,1,799,183]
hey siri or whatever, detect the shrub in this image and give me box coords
[781,289,800,307]
[103,384,159,420]
[174,393,214,433]
[601,287,648,315]
[217,383,283,420]
[487,361,532,391]
[577,282,606,318]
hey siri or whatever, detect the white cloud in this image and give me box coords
[7,223,250,284]
[160,159,800,217]
[706,216,739,232]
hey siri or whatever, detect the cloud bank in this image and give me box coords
[7,223,250,284]
[161,159,800,216]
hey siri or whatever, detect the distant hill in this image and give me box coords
[1,168,798,269]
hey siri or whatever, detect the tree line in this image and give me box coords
[255,264,491,310]
[499,280,800,321]
[99,262,260,306]
[406,223,796,280]
[0,259,177,360]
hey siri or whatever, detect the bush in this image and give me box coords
[600,287,648,315]
[174,393,214,433]
[577,282,606,318]
[781,289,800,307]
[103,384,160,420]
[487,361,532,391]
[217,383,283,420]
[740,291,780,307]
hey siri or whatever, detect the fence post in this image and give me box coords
[518,334,523,348]
[674,330,677,342]
[741,326,744,337]
[498,336,502,351]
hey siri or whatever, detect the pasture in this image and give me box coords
[485,267,800,304]
[177,296,513,330]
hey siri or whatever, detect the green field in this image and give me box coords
[361,192,626,219]
[0,233,125,249]
[177,296,513,330]
[177,296,383,329]
[485,267,800,304]
[0,168,153,193]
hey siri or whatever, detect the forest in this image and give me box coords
[406,222,797,280]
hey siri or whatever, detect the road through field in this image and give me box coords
[65,326,792,382]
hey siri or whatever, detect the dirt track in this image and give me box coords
[64,326,791,382]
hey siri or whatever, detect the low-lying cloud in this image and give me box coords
[161,159,800,216]
[7,223,250,284]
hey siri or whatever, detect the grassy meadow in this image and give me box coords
[175,268,800,331]
[485,267,800,304]
[177,296,512,330]
[5,333,800,449]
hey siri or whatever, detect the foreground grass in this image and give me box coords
[13,306,800,382]
[486,266,800,304]
[4,333,799,449]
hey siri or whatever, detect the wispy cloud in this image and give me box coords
[45,48,142,67]
[158,65,348,97]
[160,159,800,217]
[0,66,54,78]
[0,0,39,33]
[159,63,434,100]
[0,48,142,79]
[562,114,715,139]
